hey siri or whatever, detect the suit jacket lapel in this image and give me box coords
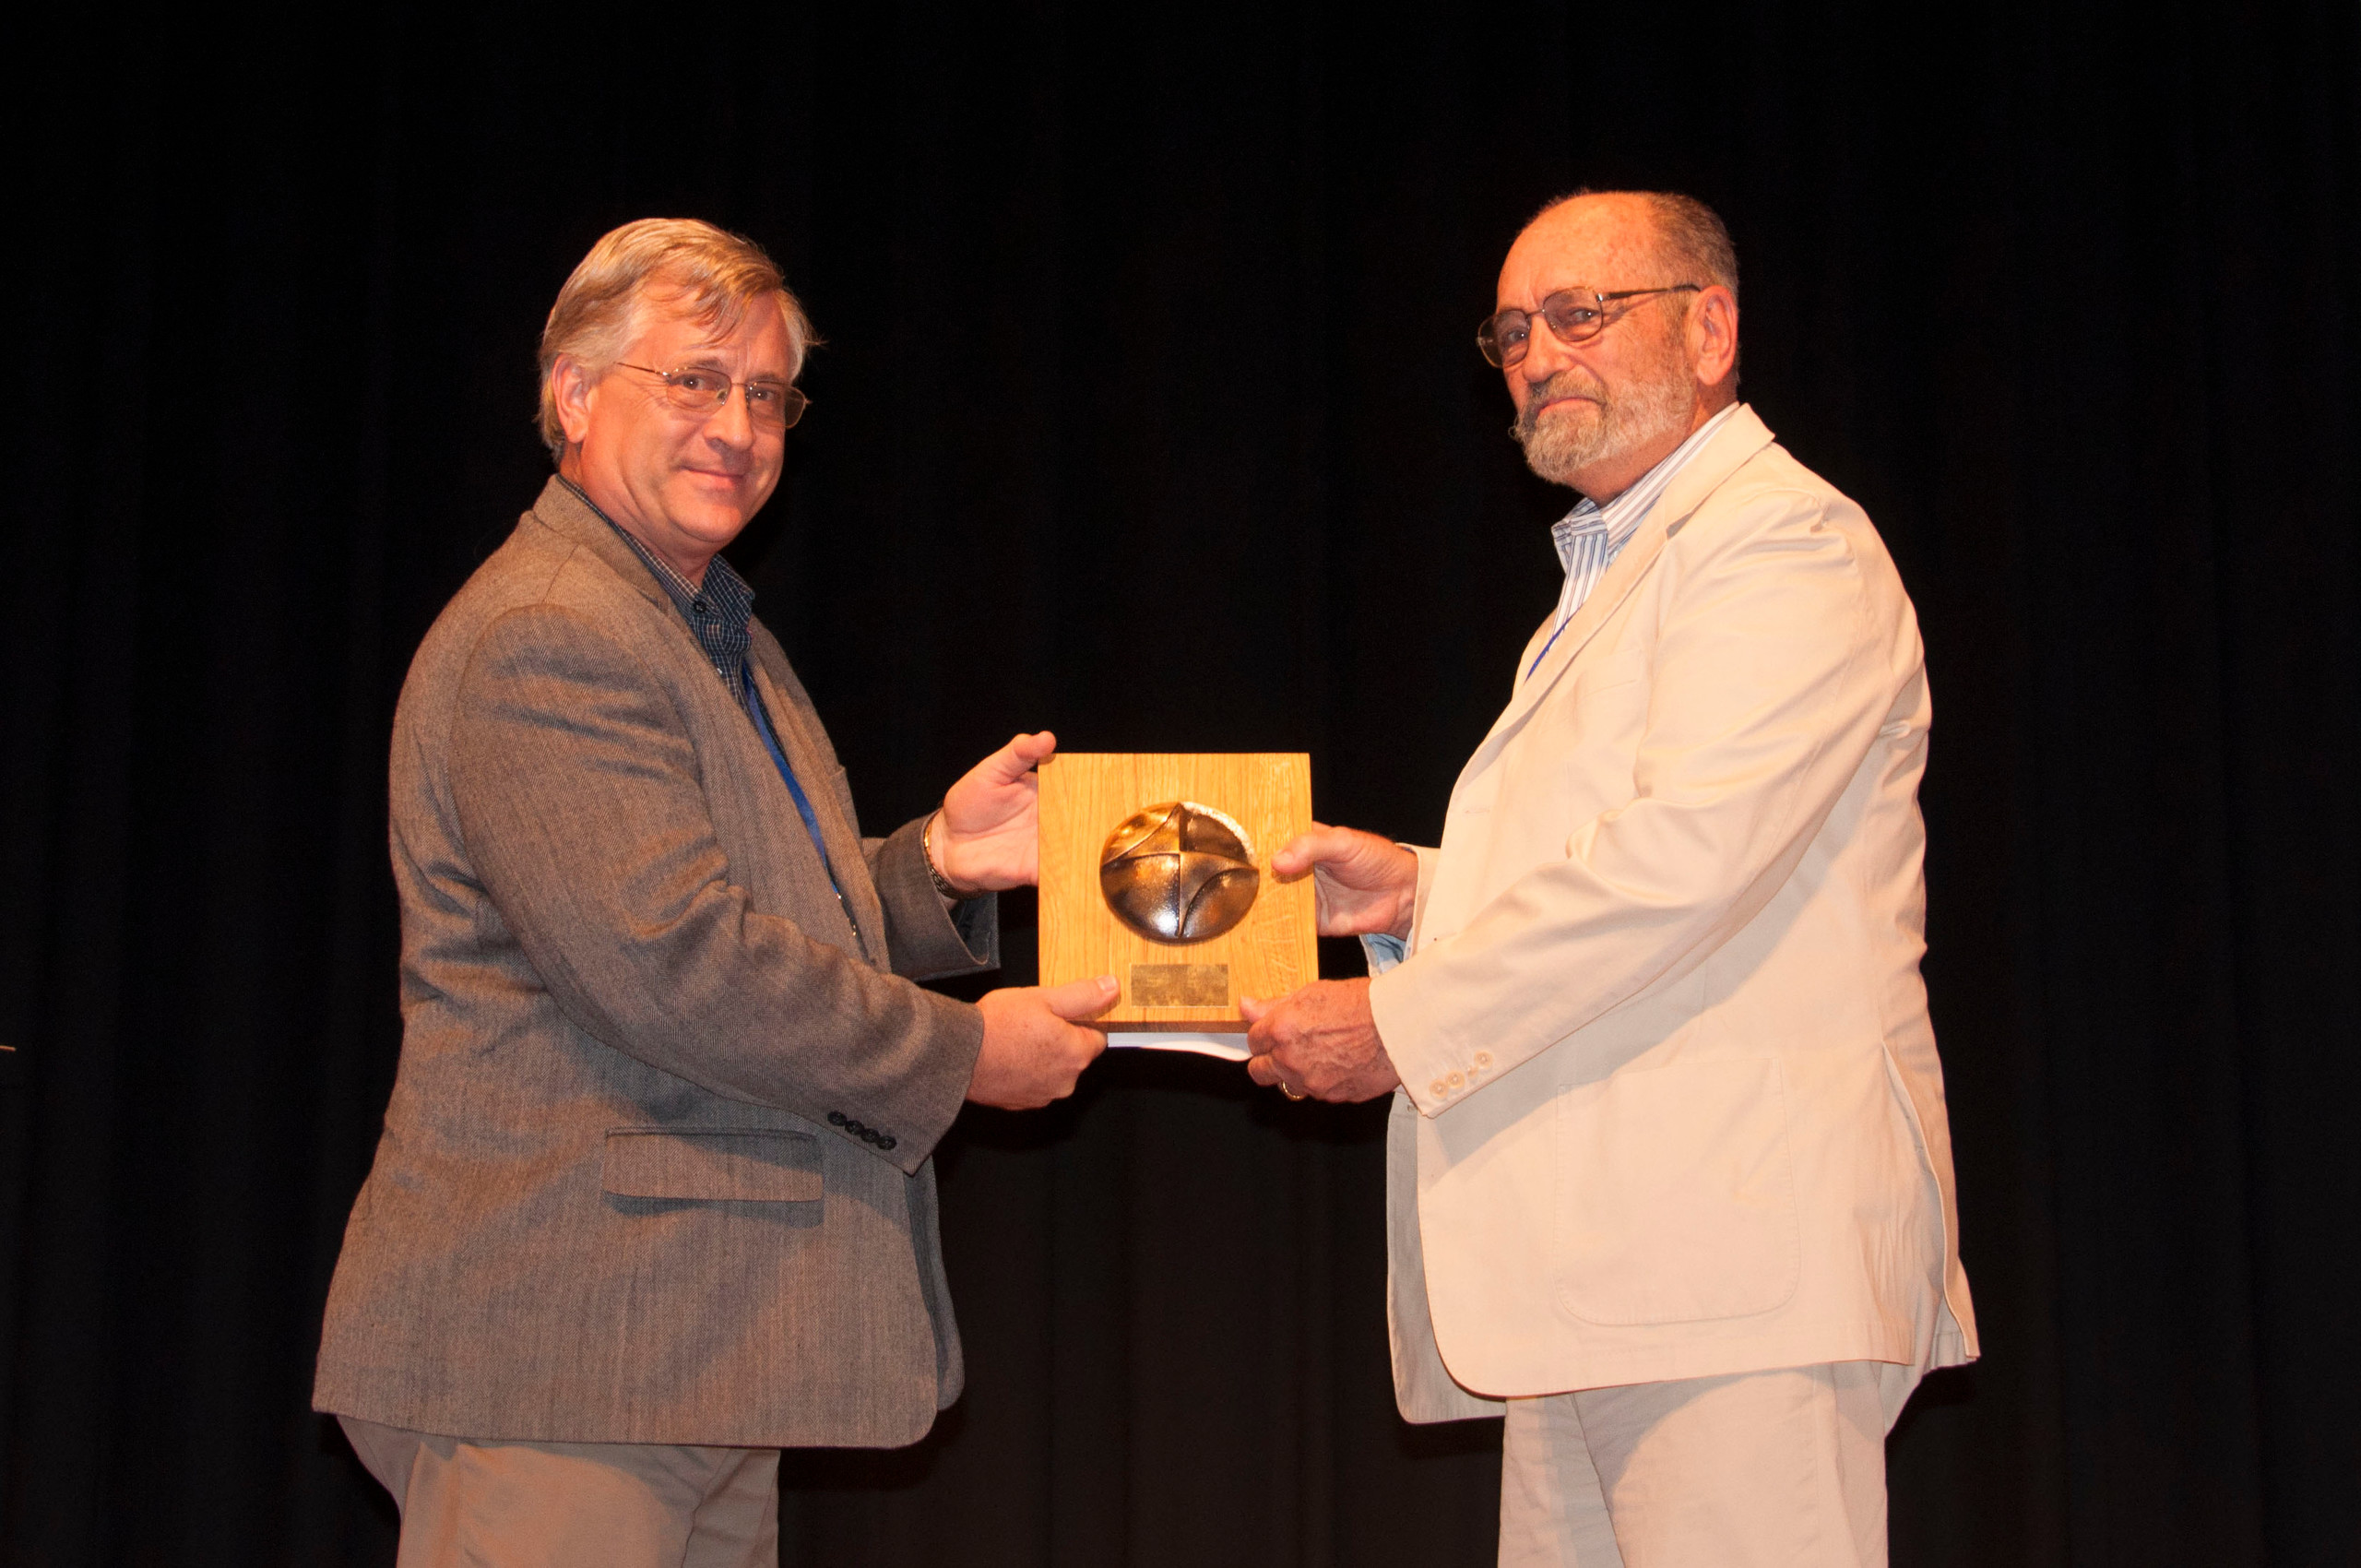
[1463,405,1780,779]
[1507,616,1558,695]
[746,636,888,955]
[531,477,887,956]
[528,476,674,614]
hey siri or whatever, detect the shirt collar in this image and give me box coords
[1549,401,1742,570]
[555,476,756,685]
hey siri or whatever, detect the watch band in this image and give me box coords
[922,809,981,901]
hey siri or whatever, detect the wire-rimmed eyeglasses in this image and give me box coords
[617,362,811,429]
[1476,285,1701,369]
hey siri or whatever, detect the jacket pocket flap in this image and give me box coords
[602,1130,822,1203]
[1566,644,1647,703]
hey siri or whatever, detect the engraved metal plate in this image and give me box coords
[1129,964,1230,1006]
[1098,801,1261,943]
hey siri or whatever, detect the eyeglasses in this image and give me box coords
[616,362,810,429]
[1475,285,1701,369]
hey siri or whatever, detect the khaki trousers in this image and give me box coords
[340,1416,777,1568]
[1498,1361,1905,1568]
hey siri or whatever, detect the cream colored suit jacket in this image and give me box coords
[1368,406,1977,1420]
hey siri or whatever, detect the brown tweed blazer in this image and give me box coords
[314,478,993,1447]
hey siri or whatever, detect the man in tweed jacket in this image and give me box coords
[314,219,1112,1565]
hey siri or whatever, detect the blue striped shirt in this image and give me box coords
[1530,402,1741,678]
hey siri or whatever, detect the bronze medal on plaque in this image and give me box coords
[1037,754,1316,1030]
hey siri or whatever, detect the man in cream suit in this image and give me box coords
[1245,191,1976,1565]
[315,220,1113,1565]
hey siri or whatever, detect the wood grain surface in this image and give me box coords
[1038,754,1316,1028]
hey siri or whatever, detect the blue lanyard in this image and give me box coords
[739,659,843,903]
[1527,615,1576,680]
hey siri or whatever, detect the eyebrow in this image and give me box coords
[664,352,792,382]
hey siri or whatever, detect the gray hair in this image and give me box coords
[536,218,820,455]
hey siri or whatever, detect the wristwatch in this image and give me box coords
[921,809,982,901]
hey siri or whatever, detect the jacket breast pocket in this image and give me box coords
[602,1129,823,1204]
[1563,645,1646,707]
[1554,1057,1798,1324]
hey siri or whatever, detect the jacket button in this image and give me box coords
[1448,1072,1464,1087]
[846,1119,868,1136]
[1430,1080,1448,1098]
[879,1134,897,1150]
[826,1111,848,1126]
[1474,1051,1493,1067]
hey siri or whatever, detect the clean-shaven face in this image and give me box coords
[570,293,796,576]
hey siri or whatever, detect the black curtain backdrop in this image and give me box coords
[4,3,2358,1564]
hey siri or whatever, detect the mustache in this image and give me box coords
[1513,370,1607,439]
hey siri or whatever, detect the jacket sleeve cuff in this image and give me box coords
[1404,844,1440,947]
[1359,843,1439,977]
[865,989,988,1174]
[1370,956,1498,1118]
[874,815,1001,981]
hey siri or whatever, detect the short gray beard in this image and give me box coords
[1513,362,1694,490]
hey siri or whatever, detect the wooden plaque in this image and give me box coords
[1037,753,1315,1030]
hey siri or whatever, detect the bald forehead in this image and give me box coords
[1499,195,1667,306]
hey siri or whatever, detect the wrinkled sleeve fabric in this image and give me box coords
[863,818,1001,982]
[447,603,980,1173]
[1370,490,1900,1115]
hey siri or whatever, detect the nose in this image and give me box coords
[703,384,757,450]
[1516,312,1580,388]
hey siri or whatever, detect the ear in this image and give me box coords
[1685,286,1739,390]
[551,353,600,449]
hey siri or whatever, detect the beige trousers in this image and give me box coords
[340,1416,778,1568]
[1498,1361,1904,1568]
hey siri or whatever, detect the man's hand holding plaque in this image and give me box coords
[931,731,1119,1110]
[926,729,1060,894]
[1243,824,1411,1102]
